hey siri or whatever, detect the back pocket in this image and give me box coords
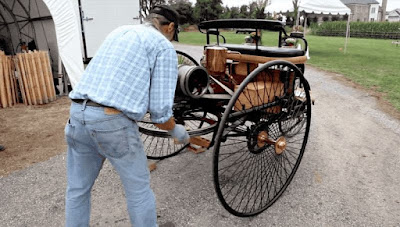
[92,126,129,158]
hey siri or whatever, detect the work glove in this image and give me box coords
[168,124,190,144]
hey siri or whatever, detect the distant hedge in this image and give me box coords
[310,21,400,39]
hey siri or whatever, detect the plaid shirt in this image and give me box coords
[69,24,178,123]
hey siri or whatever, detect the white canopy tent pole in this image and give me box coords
[58,56,64,94]
[344,14,351,54]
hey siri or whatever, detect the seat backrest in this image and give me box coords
[211,44,305,58]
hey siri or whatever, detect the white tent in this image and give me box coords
[1,0,139,89]
[0,0,84,88]
[265,0,351,53]
[42,0,84,87]
[264,0,294,14]
[265,0,351,15]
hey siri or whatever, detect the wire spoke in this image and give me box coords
[214,63,311,216]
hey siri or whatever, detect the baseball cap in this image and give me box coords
[150,5,180,41]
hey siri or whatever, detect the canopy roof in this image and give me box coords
[265,0,351,15]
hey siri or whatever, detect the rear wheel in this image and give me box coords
[213,60,311,216]
[176,50,199,66]
[139,110,218,159]
[138,51,217,159]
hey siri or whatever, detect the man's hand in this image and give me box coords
[168,124,190,144]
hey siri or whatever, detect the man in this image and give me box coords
[65,5,189,227]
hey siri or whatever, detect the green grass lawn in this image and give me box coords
[179,31,279,46]
[179,31,400,111]
[306,36,400,110]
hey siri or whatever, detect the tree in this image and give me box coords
[292,0,299,25]
[381,0,387,21]
[239,5,249,18]
[193,0,223,22]
[249,2,258,18]
[220,6,231,19]
[169,0,195,24]
[250,0,268,19]
[230,7,240,19]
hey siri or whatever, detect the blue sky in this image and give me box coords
[188,0,400,11]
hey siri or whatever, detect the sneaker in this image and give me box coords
[0,145,5,151]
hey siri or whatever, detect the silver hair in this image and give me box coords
[144,13,172,30]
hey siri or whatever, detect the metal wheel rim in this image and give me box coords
[212,61,312,216]
[139,50,210,159]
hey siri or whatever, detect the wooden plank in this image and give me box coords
[23,52,38,105]
[17,54,32,105]
[9,57,17,105]
[29,51,44,104]
[24,53,38,105]
[4,56,12,106]
[14,57,27,105]
[12,57,18,104]
[40,51,55,101]
[34,51,49,103]
[0,54,7,108]
[43,51,56,101]
[187,145,207,154]
[189,136,211,148]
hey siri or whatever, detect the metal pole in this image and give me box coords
[77,0,88,63]
[344,14,351,54]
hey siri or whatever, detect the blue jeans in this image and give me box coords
[65,101,157,227]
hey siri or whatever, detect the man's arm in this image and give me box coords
[148,47,177,124]
[155,116,175,130]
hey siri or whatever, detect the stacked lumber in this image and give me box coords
[0,51,18,108]
[14,51,56,105]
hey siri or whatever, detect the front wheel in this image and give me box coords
[213,60,312,216]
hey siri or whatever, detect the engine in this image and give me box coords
[176,65,209,99]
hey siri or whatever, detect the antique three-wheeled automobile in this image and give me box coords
[139,19,312,217]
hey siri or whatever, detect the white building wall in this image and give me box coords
[369,4,379,21]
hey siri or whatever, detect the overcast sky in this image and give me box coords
[188,0,400,11]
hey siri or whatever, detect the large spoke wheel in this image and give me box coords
[213,60,312,216]
[139,51,217,159]
[176,50,199,66]
[139,110,218,159]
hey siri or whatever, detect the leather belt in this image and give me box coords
[71,99,121,115]
[71,99,106,107]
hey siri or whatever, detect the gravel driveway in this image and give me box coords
[1,44,399,227]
